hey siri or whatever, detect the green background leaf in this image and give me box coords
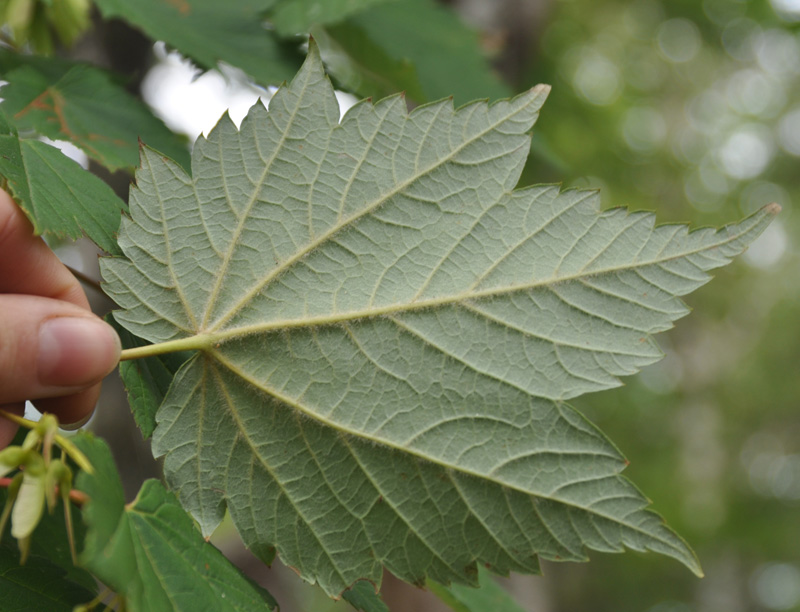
[0,444,96,611]
[93,0,302,89]
[313,22,426,103]
[0,109,127,254]
[0,50,190,171]
[268,0,393,35]
[321,0,511,105]
[109,318,191,439]
[428,567,527,612]
[0,542,95,612]
[103,44,774,597]
[0,470,94,596]
[74,433,278,612]
[341,581,389,612]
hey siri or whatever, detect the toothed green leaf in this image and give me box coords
[102,42,776,597]
[428,566,527,612]
[74,433,278,612]
[0,51,190,172]
[0,542,96,611]
[0,109,127,254]
[93,0,301,89]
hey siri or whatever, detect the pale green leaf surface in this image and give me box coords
[74,433,278,612]
[102,44,775,596]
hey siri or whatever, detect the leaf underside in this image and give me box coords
[102,43,775,596]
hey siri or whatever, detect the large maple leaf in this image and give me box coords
[102,42,776,596]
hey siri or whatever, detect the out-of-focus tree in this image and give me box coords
[462,1,799,610]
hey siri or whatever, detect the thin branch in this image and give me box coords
[65,264,104,294]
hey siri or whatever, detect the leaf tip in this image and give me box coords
[682,548,705,578]
[764,202,782,216]
[307,35,320,56]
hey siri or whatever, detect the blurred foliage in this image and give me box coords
[0,0,91,55]
[511,0,800,610]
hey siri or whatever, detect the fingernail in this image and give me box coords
[38,317,121,387]
[60,411,93,432]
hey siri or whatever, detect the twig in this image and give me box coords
[65,264,104,294]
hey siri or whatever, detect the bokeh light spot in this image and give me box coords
[621,106,666,152]
[657,18,702,63]
[744,221,789,269]
[751,563,800,610]
[718,125,775,179]
[740,181,791,216]
[754,29,800,75]
[777,107,800,155]
[726,69,786,118]
[703,0,746,26]
[771,0,800,21]
[721,18,760,61]
[572,49,623,105]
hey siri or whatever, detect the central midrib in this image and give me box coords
[196,208,760,346]
[205,87,547,332]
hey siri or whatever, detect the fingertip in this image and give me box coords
[0,188,89,309]
[59,411,93,431]
[38,316,121,388]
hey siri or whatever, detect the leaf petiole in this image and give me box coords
[119,334,213,361]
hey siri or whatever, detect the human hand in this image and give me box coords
[0,188,120,448]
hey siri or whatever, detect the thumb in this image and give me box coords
[0,295,121,404]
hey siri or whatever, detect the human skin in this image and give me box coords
[0,188,120,448]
